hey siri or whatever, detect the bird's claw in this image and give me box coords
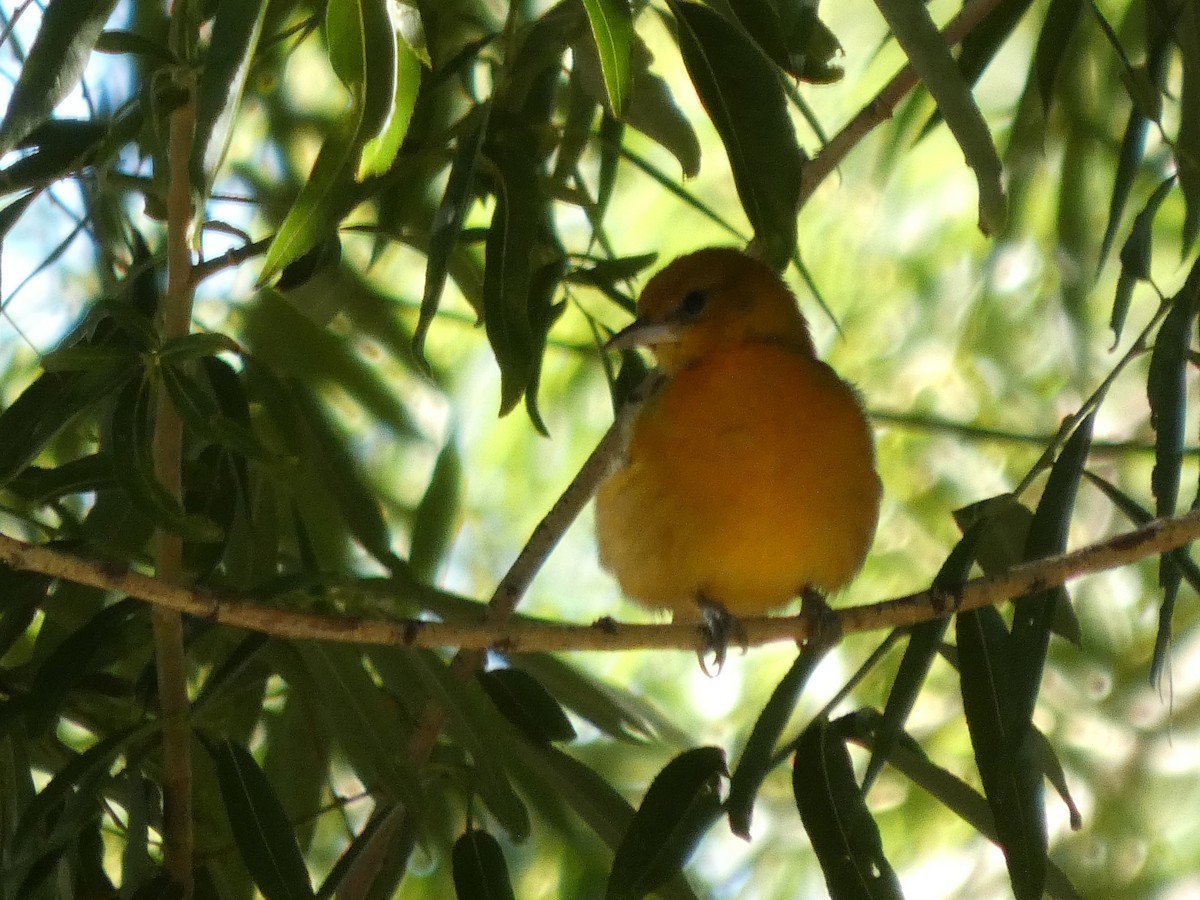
[800,587,841,653]
[695,595,748,676]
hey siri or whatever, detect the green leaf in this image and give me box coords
[23,598,146,738]
[727,643,829,838]
[581,0,634,117]
[288,385,400,567]
[6,454,115,504]
[244,291,417,435]
[477,667,577,745]
[955,0,1038,89]
[482,137,543,416]
[0,191,36,239]
[0,366,130,486]
[261,693,333,862]
[452,829,516,900]
[1147,261,1200,660]
[607,746,726,900]
[108,375,223,542]
[523,262,567,435]
[575,35,700,178]
[793,717,903,900]
[327,0,396,142]
[358,15,422,178]
[0,569,51,661]
[372,648,531,840]
[1148,262,1200,521]
[192,0,269,190]
[1009,413,1093,729]
[871,0,1006,234]
[841,710,1083,900]
[161,363,275,464]
[94,28,174,61]
[863,522,982,791]
[515,653,677,745]
[259,118,359,281]
[206,738,316,900]
[11,724,146,854]
[256,0,401,277]
[289,644,424,811]
[0,0,119,156]
[1083,470,1200,687]
[1111,176,1175,343]
[416,103,490,367]
[1032,0,1083,113]
[1176,1,1200,248]
[408,437,464,582]
[956,607,1046,900]
[670,1,802,267]
[1098,46,1171,275]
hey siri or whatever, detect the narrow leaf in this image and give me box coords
[192,0,269,189]
[871,0,1006,233]
[0,0,119,156]
[727,642,830,838]
[292,644,424,812]
[358,13,422,177]
[408,437,464,582]
[864,523,982,791]
[1174,1,1200,248]
[793,717,903,900]
[1009,413,1094,727]
[477,667,577,745]
[482,138,542,415]
[1111,176,1175,342]
[207,738,316,900]
[957,607,1046,900]
[416,103,490,366]
[581,0,634,116]
[1032,0,1083,113]
[378,649,531,840]
[670,1,803,267]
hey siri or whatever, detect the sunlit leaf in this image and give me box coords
[193,0,269,190]
[581,0,633,116]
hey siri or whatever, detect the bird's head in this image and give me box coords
[607,247,815,374]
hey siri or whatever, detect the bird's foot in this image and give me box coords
[694,594,748,676]
[799,587,841,653]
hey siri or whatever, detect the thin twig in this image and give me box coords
[871,408,1196,456]
[799,0,1009,207]
[404,384,644,768]
[4,505,1199,652]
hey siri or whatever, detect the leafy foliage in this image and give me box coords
[0,0,1199,898]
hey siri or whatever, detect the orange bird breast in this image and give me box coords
[594,248,881,617]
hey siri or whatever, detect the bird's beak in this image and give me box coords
[605,318,683,352]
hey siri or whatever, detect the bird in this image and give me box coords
[594,247,881,664]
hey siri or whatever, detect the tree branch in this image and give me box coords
[152,58,197,900]
[3,505,1198,654]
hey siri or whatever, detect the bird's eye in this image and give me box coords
[678,289,709,320]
